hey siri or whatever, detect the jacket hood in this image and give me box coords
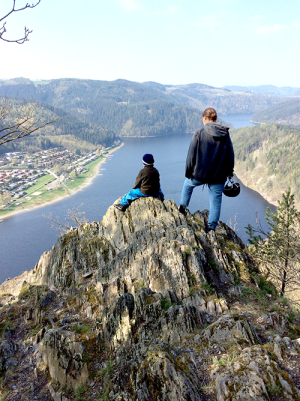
[204,123,229,138]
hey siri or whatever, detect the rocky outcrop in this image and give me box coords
[32,199,250,296]
[212,345,300,401]
[1,197,300,400]
[39,329,88,388]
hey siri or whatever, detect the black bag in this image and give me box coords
[223,177,240,197]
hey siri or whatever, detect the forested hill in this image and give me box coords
[0,98,117,155]
[0,78,206,136]
[0,78,292,138]
[251,99,300,126]
[231,124,300,207]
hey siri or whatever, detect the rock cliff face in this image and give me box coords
[1,198,300,400]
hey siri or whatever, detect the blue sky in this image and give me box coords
[0,0,299,87]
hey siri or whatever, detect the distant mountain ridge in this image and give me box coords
[224,84,300,96]
[141,81,292,114]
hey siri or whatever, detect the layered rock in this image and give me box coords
[1,198,300,400]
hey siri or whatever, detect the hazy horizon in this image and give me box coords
[1,76,300,91]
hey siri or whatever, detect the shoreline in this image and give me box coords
[0,144,124,220]
[122,132,194,138]
[235,170,278,209]
[249,119,263,125]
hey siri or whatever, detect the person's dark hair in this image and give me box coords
[202,107,217,122]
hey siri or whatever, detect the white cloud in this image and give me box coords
[120,0,142,11]
[256,24,284,34]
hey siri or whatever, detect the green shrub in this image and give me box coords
[184,246,191,256]
[73,324,90,333]
[0,321,14,337]
[132,279,146,291]
[75,384,88,401]
[161,297,172,311]
[233,272,241,285]
[258,277,276,295]
[187,272,196,285]
[201,283,214,295]
[99,358,114,377]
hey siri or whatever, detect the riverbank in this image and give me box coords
[234,164,279,209]
[0,144,123,220]
[249,119,263,125]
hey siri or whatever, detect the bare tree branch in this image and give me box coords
[44,204,89,234]
[0,99,58,146]
[0,1,41,44]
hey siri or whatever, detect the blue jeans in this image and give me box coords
[120,188,164,207]
[180,178,225,229]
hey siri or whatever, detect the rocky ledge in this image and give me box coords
[1,198,300,400]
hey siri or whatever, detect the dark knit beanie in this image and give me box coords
[142,154,154,165]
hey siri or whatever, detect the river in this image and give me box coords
[0,114,274,284]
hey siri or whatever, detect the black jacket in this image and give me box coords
[185,123,234,184]
[132,165,160,195]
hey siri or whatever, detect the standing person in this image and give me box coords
[179,108,234,233]
[114,153,164,212]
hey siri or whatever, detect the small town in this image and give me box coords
[0,145,114,214]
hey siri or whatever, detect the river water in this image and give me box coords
[0,114,274,284]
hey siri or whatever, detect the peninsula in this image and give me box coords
[0,143,123,220]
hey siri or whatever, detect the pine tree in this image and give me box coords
[246,189,300,296]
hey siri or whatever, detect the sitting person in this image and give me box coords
[114,153,164,212]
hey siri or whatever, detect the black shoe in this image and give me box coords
[179,205,188,216]
[157,193,164,202]
[205,225,215,234]
[114,204,126,212]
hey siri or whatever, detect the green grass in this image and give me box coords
[73,324,90,333]
[201,283,214,295]
[212,350,237,367]
[0,174,55,216]
[25,174,54,193]
[66,157,104,191]
[0,186,68,217]
[74,384,88,401]
[0,321,14,337]
[100,358,114,377]
[28,327,42,338]
[0,156,105,217]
